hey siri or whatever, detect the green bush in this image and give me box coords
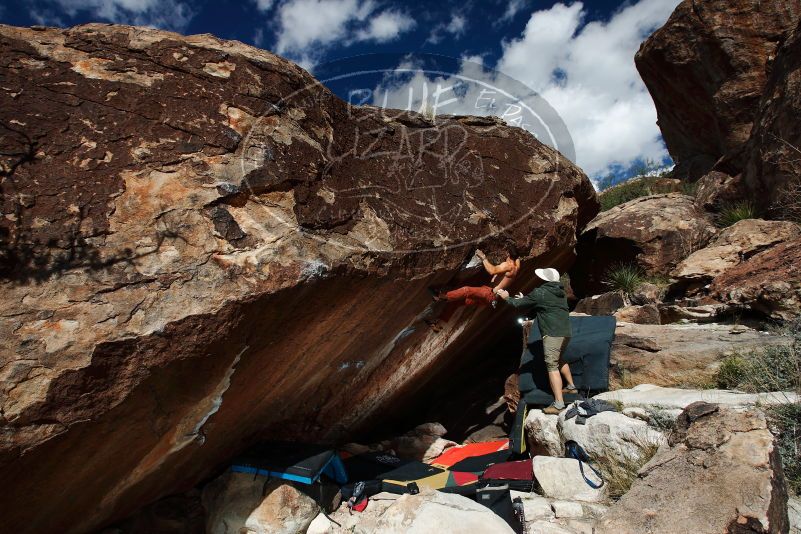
[716,201,757,227]
[599,177,679,211]
[680,180,700,197]
[718,344,800,393]
[603,264,646,294]
[716,353,750,389]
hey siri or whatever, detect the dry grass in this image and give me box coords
[715,320,800,495]
[596,435,662,500]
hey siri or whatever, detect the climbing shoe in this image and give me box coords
[543,403,565,415]
[563,384,578,394]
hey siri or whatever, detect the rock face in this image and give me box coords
[741,19,801,211]
[202,473,319,534]
[672,219,800,293]
[597,403,789,534]
[637,0,801,212]
[635,0,801,180]
[0,24,598,532]
[571,194,716,297]
[709,237,801,320]
[610,322,790,389]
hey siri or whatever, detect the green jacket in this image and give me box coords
[506,282,572,338]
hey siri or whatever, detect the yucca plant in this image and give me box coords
[602,264,645,294]
[716,201,756,227]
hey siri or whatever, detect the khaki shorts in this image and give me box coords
[542,335,570,372]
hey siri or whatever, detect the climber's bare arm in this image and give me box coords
[476,250,513,276]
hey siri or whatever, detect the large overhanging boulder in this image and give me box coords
[635,0,801,180]
[0,24,597,532]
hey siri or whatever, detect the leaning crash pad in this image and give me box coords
[518,315,616,406]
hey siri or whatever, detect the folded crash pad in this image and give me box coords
[518,315,615,406]
[342,451,441,482]
[448,450,511,474]
[231,442,347,485]
[343,451,479,495]
[430,440,509,468]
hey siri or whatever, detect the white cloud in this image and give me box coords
[273,0,414,63]
[356,10,415,42]
[498,0,527,23]
[40,0,194,31]
[426,12,467,44]
[253,0,274,11]
[497,0,680,177]
[374,0,680,181]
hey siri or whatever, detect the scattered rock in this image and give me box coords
[709,236,801,321]
[628,283,663,305]
[201,473,318,534]
[573,292,626,316]
[391,423,457,462]
[672,219,801,294]
[657,303,724,324]
[613,304,661,325]
[558,410,663,464]
[551,500,608,521]
[532,456,605,503]
[306,513,335,534]
[596,383,800,411]
[325,492,401,534]
[510,493,554,520]
[368,488,516,533]
[525,409,563,457]
[610,322,790,389]
[597,404,790,533]
[572,194,716,296]
[694,171,745,212]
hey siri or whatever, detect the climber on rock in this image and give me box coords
[428,244,521,328]
[494,267,575,415]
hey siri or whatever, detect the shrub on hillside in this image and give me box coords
[716,201,757,227]
[599,177,679,211]
[602,264,646,295]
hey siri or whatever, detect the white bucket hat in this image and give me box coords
[535,267,560,283]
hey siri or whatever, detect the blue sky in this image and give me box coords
[1,0,681,183]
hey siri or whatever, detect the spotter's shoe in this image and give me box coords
[543,403,564,415]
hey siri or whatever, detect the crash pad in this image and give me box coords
[518,315,615,406]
